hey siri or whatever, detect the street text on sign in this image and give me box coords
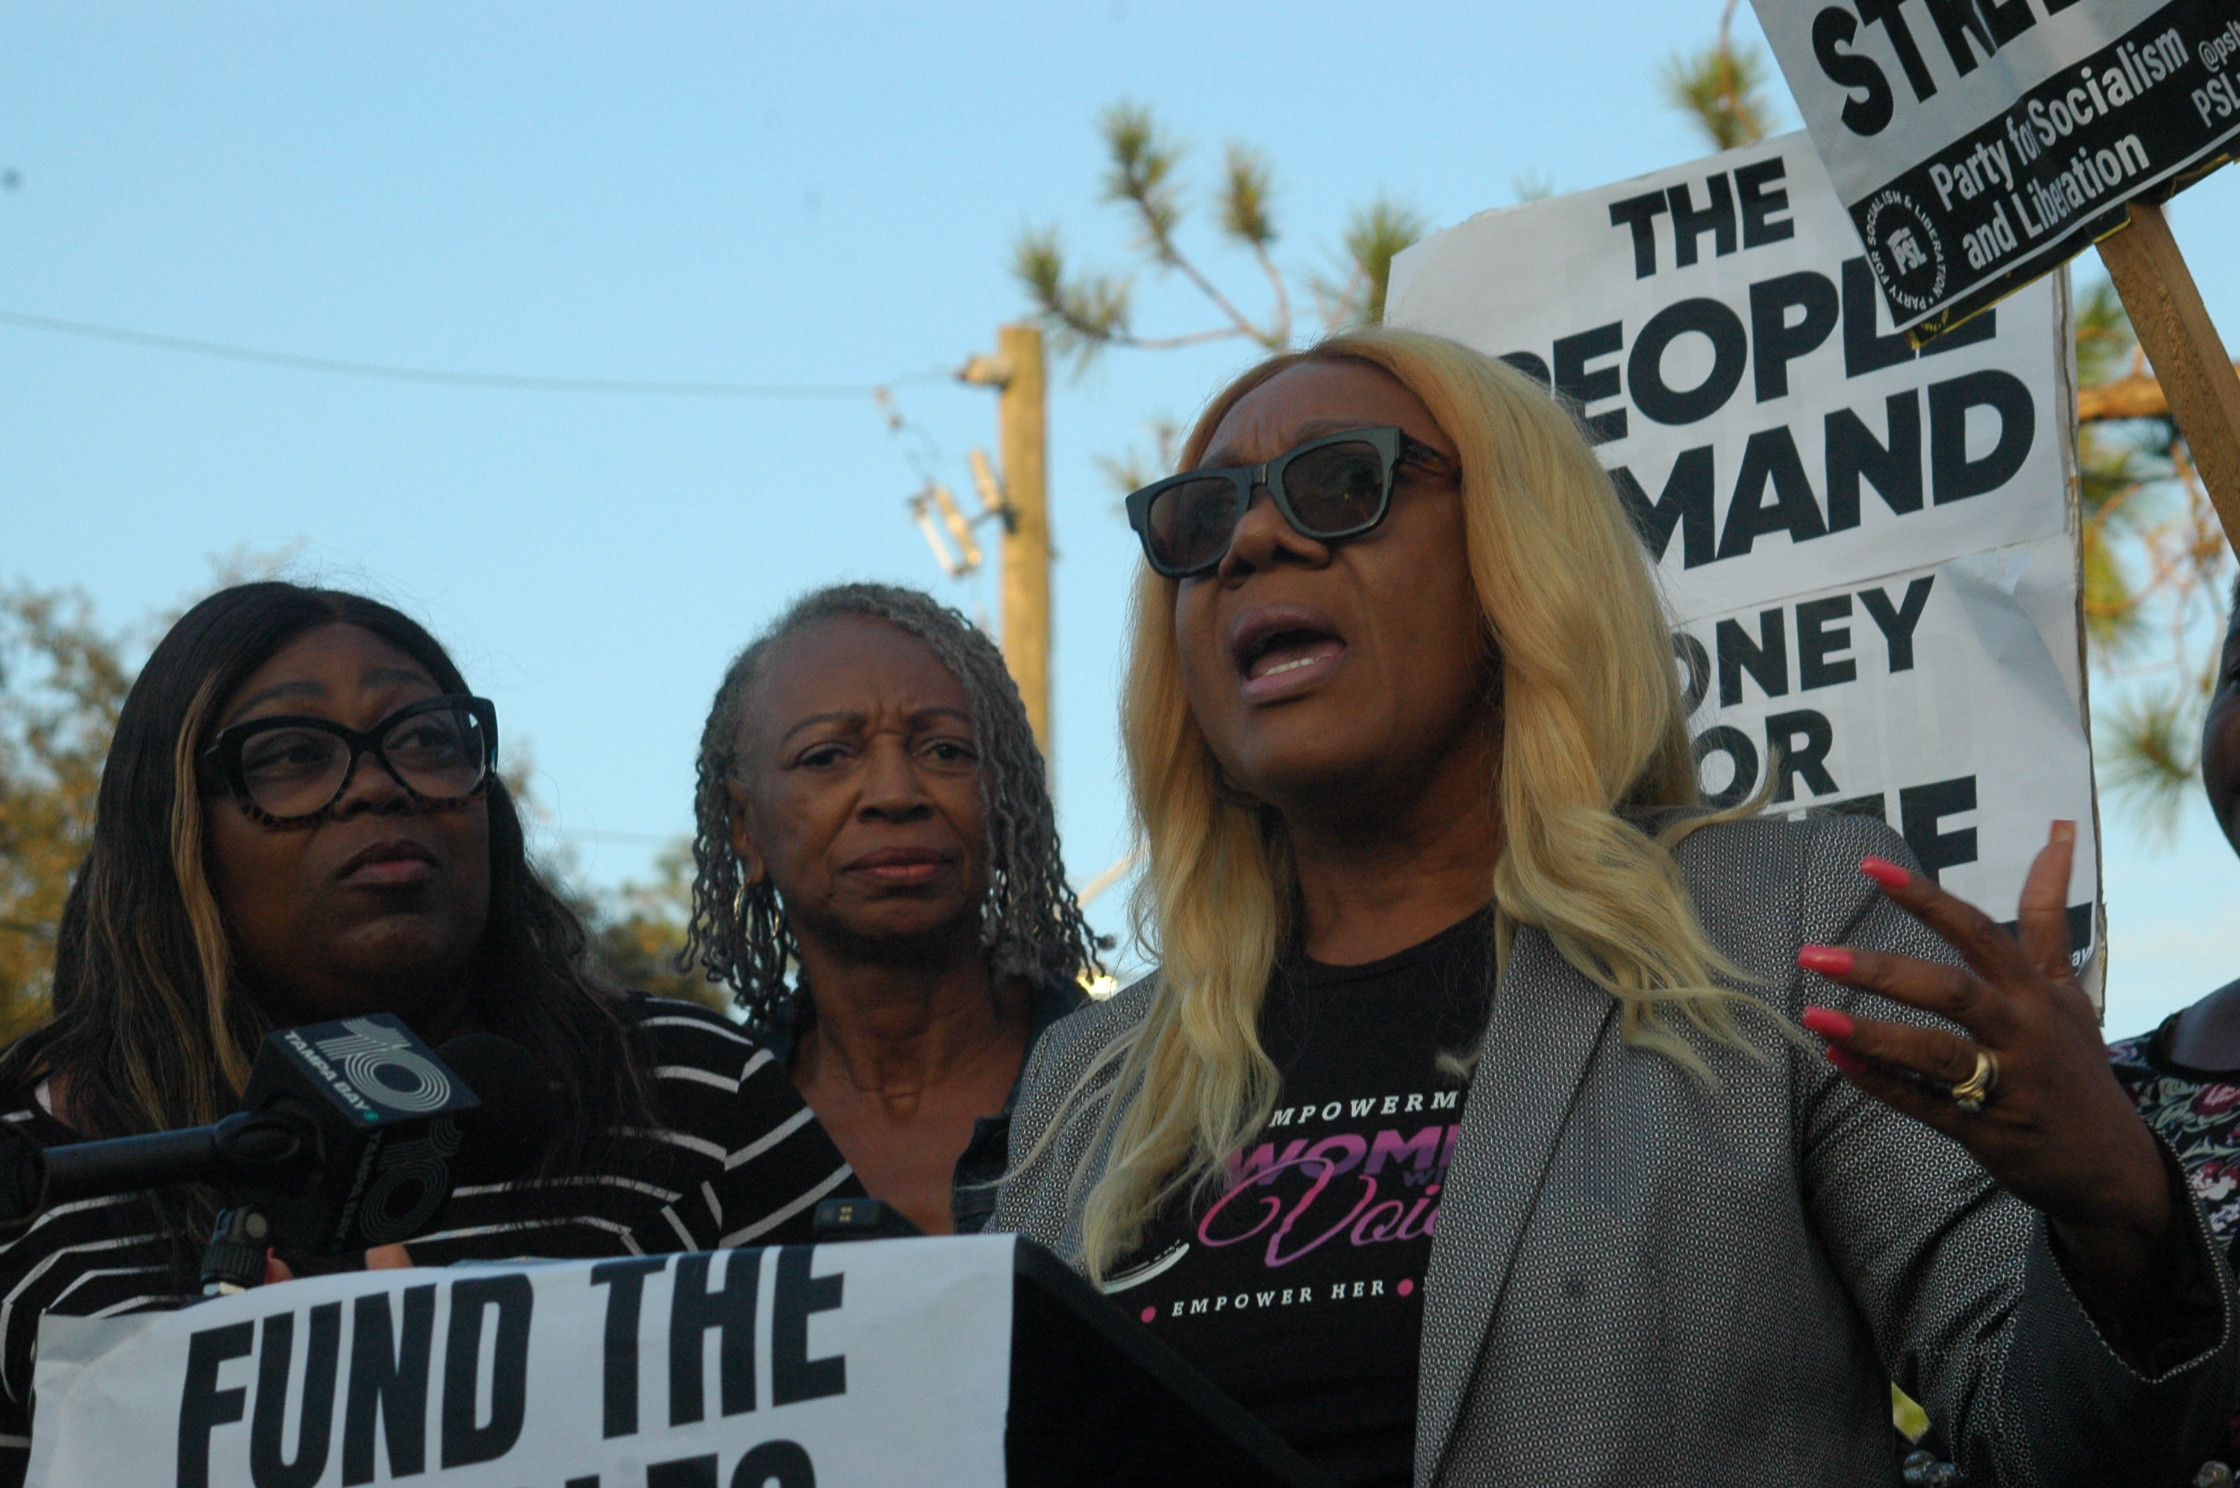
[1756,0,2240,334]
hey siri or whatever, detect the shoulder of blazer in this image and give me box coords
[1014,972,1159,1119]
[1649,810,1930,1012]
[991,973,1159,1251]
[1659,808,1919,895]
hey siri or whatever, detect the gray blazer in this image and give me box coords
[992,815,2240,1487]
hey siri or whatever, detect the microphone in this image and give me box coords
[203,1023,550,1293]
[0,1015,542,1256]
[234,1014,482,1254]
[38,1106,320,1209]
[423,1032,557,1188]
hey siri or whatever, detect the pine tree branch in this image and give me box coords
[2080,363,2240,422]
[1165,246,1282,349]
[1130,327,1255,352]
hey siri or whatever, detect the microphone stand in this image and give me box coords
[185,1110,319,1295]
[0,1107,306,1294]
[199,1206,275,1296]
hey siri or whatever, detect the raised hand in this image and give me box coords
[1795,821,2175,1307]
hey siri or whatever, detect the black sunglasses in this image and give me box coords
[201,694,499,828]
[1123,425,1459,579]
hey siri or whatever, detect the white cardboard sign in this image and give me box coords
[1753,0,2240,334]
[27,1235,1016,1488]
[1388,135,2097,959]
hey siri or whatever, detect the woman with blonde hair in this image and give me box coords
[993,328,2237,1487]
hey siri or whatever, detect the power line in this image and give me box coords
[554,827,682,847]
[0,308,941,399]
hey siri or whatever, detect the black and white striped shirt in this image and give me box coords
[0,995,859,1484]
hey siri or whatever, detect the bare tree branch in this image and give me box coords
[1015,102,1322,365]
[2080,363,2240,422]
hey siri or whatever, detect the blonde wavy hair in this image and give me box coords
[1063,327,1763,1278]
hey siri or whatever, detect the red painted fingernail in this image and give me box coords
[1859,857,1911,890]
[1797,944,1856,977]
[1825,1045,1868,1076]
[1800,1005,1857,1041]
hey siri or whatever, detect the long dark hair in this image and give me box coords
[3,583,652,1240]
[683,582,1101,1032]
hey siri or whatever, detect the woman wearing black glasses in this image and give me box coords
[0,582,856,1488]
[994,329,2238,1487]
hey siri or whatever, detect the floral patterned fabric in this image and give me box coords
[2110,1010,2240,1461]
[2110,1014,2240,1268]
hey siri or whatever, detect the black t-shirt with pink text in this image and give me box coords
[1109,910,1493,1488]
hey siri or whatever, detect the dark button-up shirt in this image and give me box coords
[763,976,1087,1234]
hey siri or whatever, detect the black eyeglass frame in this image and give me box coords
[200,693,500,828]
[1122,425,1460,579]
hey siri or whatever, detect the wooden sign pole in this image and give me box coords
[2095,199,2240,555]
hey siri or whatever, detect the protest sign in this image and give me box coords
[27,1235,1015,1488]
[1752,0,2240,338]
[1387,134,2099,969]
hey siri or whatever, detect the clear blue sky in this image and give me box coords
[5,3,2236,1031]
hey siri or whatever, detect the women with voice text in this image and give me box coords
[683,584,1103,1235]
[0,583,857,1488]
[993,329,2238,1487]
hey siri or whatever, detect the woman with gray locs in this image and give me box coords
[992,327,2239,1487]
[684,583,1102,1236]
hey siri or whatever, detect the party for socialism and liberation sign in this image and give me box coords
[26,1236,1014,1488]
[1753,0,2240,336]
[1387,134,2101,974]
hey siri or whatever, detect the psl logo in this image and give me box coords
[1860,189,1947,313]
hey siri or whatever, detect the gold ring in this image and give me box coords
[1950,1049,1999,1114]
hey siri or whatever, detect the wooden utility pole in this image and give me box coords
[959,324,1052,754]
[2098,200,2240,551]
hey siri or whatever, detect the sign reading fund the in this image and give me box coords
[1754,0,2240,335]
[1387,135,2099,970]
[26,1236,1014,1488]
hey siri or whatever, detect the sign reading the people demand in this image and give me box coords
[27,1236,1014,1488]
[1386,134,2098,963]
[1753,0,2240,336]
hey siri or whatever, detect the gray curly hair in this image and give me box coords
[683,582,1103,1032]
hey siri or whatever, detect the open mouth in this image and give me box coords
[1230,608,1349,700]
[1242,628,1345,682]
